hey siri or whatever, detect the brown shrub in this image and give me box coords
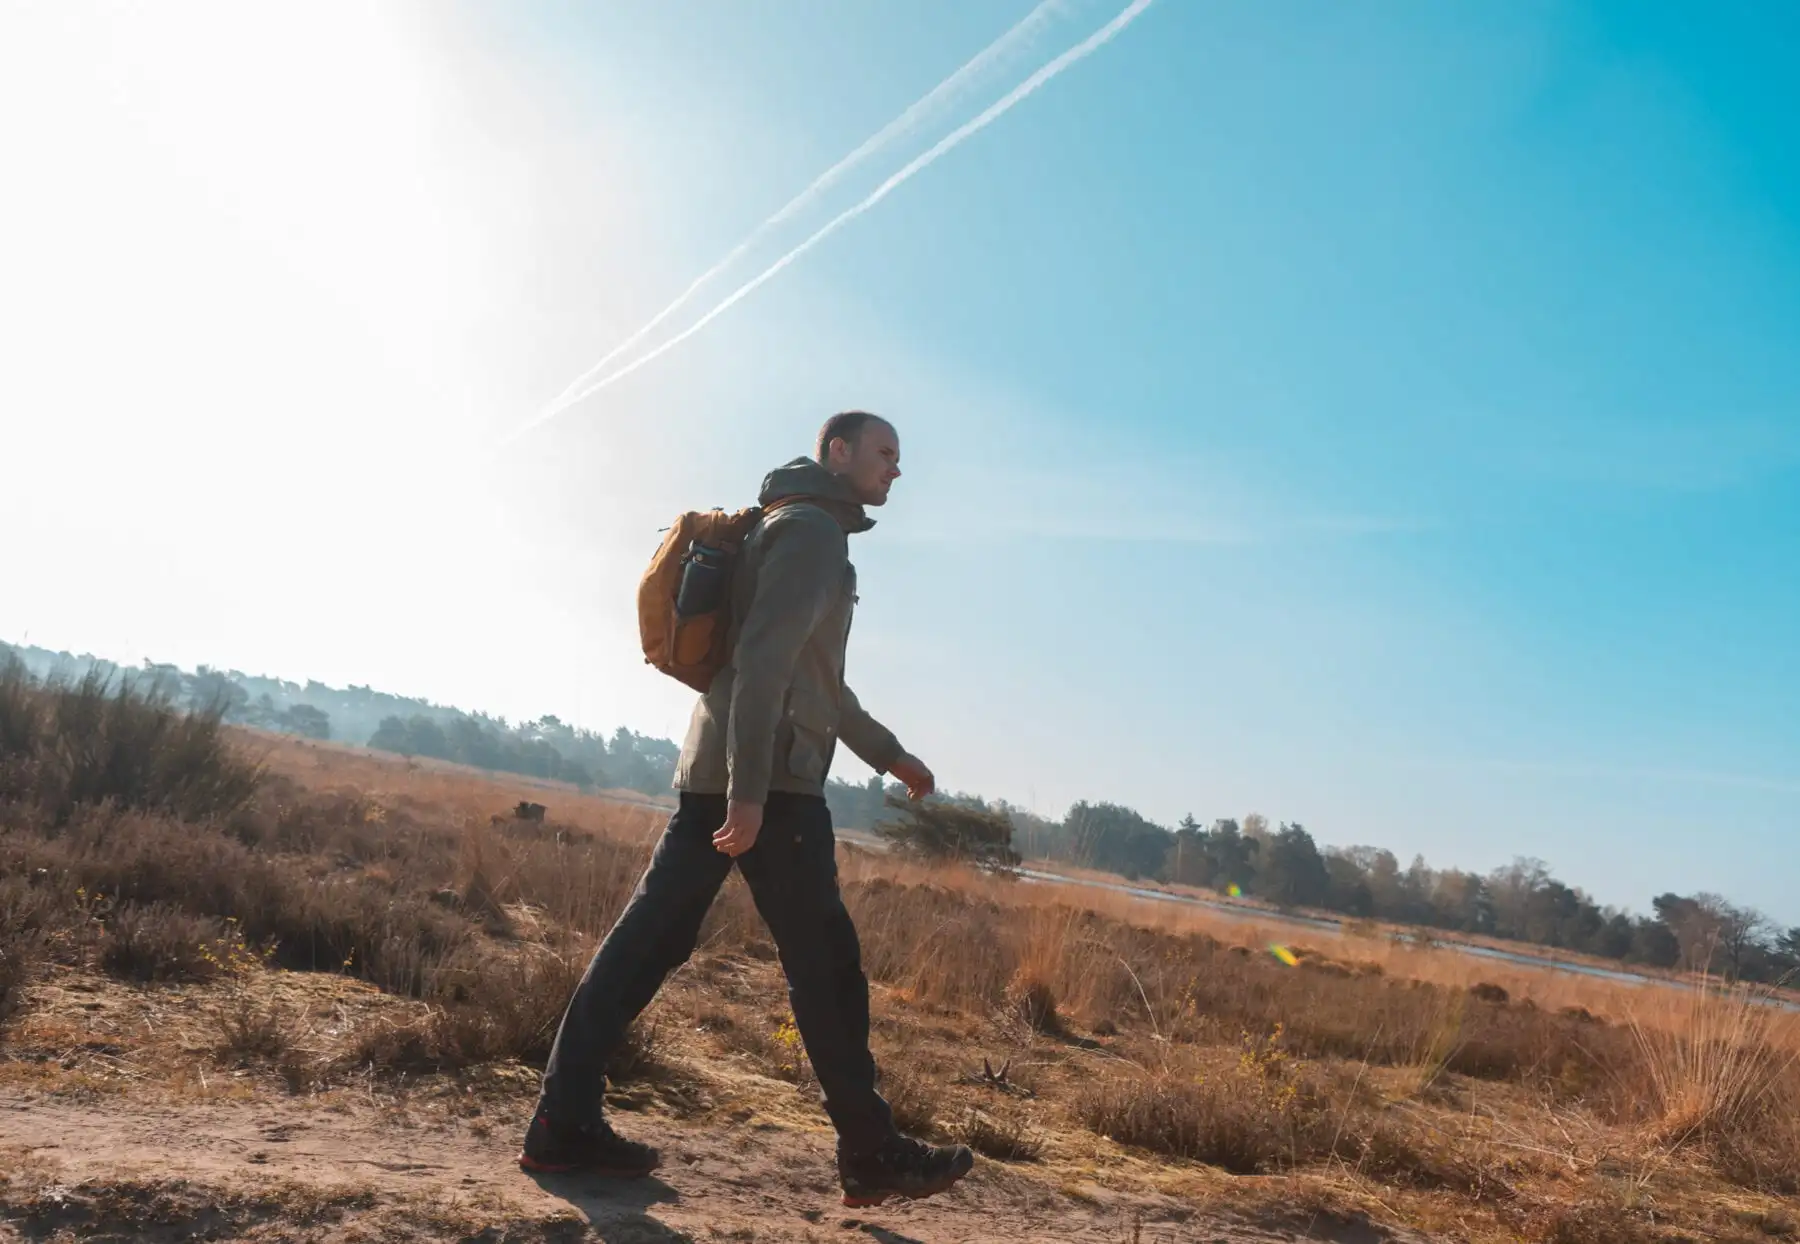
[0,807,475,997]
[0,662,262,825]
[0,871,71,940]
[234,778,449,869]
[0,928,36,1032]
[0,874,60,1031]
[99,903,223,983]
[348,945,582,1073]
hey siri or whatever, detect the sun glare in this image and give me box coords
[0,2,546,693]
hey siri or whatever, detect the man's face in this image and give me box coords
[831,420,902,507]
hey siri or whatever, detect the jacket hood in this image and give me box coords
[757,457,875,532]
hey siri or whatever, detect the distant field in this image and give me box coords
[5,680,1799,1242]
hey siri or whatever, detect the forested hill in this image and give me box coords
[0,640,677,797]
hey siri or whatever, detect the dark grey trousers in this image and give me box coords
[537,791,894,1155]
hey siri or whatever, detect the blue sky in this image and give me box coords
[2,2,1795,921]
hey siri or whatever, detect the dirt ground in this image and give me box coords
[0,1090,1426,1244]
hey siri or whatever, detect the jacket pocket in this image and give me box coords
[782,686,838,784]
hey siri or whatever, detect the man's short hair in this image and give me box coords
[816,410,888,462]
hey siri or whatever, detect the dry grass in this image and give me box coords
[0,661,262,825]
[879,1063,947,1138]
[98,903,228,983]
[6,676,1800,1242]
[1620,980,1800,1195]
[1627,980,1799,1143]
[1076,1029,1337,1174]
[951,1104,1045,1162]
[213,991,298,1066]
[0,935,33,1033]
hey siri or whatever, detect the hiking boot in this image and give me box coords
[838,1134,975,1208]
[517,1109,660,1177]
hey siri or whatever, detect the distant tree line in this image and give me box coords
[827,779,1800,987]
[365,713,676,794]
[367,714,595,786]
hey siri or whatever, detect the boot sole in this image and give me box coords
[517,1152,660,1178]
[840,1165,971,1209]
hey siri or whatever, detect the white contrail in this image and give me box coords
[534,0,1066,419]
[507,0,1157,444]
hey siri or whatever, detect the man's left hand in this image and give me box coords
[889,754,935,800]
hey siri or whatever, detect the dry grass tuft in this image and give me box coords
[880,1065,947,1138]
[951,1105,1045,1162]
[596,1017,668,1088]
[1076,1030,1332,1174]
[457,821,516,929]
[1527,1200,1661,1244]
[1346,1121,1503,1198]
[1627,980,1799,1154]
[213,992,297,1066]
[343,945,584,1074]
[1079,1069,1299,1174]
[713,1009,815,1085]
[1014,979,1061,1035]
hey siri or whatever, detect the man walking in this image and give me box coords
[520,412,976,1208]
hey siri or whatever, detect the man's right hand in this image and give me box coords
[713,800,765,857]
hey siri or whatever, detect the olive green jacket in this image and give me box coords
[672,458,905,804]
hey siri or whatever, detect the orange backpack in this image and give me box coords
[637,499,803,692]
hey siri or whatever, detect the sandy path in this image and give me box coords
[0,1093,1425,1243]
